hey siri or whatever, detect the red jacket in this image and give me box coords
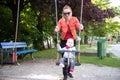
[57,17,81,40]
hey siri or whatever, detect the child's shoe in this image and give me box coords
[70,69,74,73]
[59,63,64,67]
[68,73,73,78]
[63,76,67,80]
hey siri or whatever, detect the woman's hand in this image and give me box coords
[80,24,84,30]
[54,26,59,33]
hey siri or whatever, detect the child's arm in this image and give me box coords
[71,46,76,51]
[57,44,62,50]
[70,46,77,55]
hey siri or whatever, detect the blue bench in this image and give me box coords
[0,42,37,64]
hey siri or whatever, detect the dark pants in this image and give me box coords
[63,58,71,79]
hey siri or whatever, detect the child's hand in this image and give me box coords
[57,43,60,47]
[57,43,61,50]
[76,36,81,41]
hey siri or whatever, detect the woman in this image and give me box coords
[54,5,83,79]
[54,5,83,48]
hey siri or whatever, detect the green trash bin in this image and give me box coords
[97,39,106,59]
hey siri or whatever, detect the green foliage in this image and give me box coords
[105,18,120,35]
[85,22,108,37]
[112,6,120,17]
[0,0,117,49]
[42,14,55,41]
[20,4,38,44]
[92,0,111,9]
[83,0,116,37]
[0,5,14,41]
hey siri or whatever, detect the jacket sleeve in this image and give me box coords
[57,44,62,50]
[75,17,81,31]
[72,46,76,50]
[54,19,62,33]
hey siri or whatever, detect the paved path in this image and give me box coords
[107,44,120,58]
[0,59,120,80]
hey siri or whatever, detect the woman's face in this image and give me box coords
[63,8,71,20]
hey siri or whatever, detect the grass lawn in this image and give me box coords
[24,45,120,68]
[80,44,97,52]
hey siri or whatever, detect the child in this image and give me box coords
[57,38,76,73]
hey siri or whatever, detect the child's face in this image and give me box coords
[66,39,74,47]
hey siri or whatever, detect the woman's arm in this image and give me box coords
[75,17,84,31]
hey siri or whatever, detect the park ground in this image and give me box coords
[0,43,120,80]
[0,59,120,80]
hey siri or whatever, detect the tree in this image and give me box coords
[29,0,117,48]
[0,5,13,41]
[0,0,30,41]
[30,0,56,50]
[0,0,115,50]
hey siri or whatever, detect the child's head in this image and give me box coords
[66,38,74,47]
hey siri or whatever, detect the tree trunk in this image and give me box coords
[84,35,88,44]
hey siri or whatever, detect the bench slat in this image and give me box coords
[17,49,37,54]
[0,42,27,49]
